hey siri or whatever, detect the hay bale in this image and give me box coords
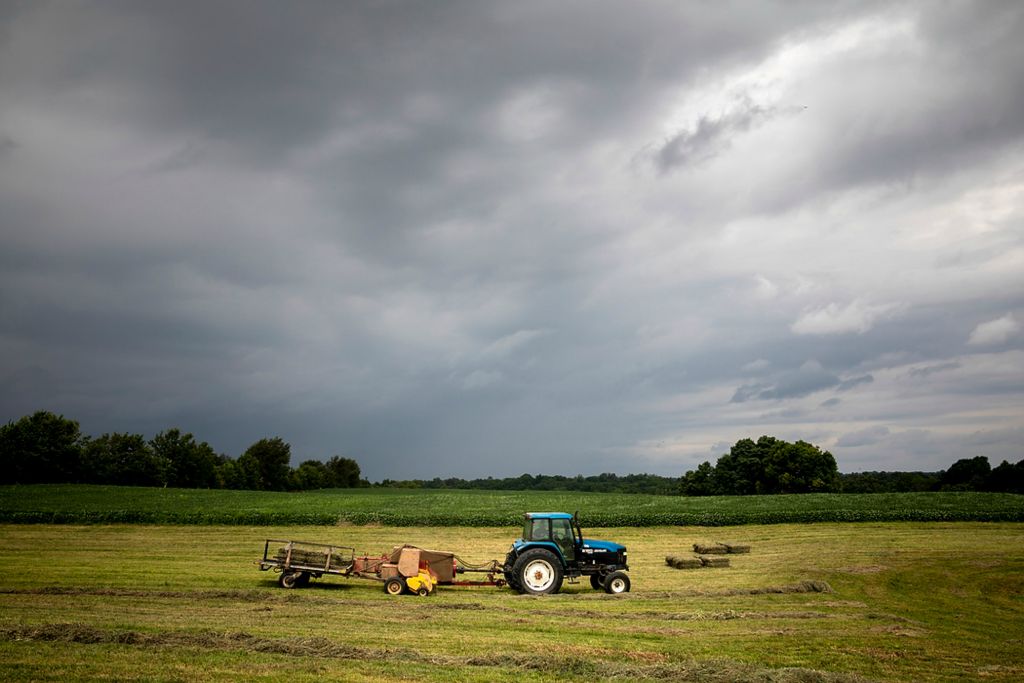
[275,548,348,568]
[665,555,703,569]
[698,555,730,568]
[723,543,751,554]
[693,542,728,554]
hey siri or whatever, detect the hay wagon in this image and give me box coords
[257,539,357,589]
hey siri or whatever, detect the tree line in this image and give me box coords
[0,410,364,491]
[678,437,1023,495]
[1,411,1021,494]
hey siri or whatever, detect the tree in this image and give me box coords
[763,440,841,493]
[80,432,163,486]
[940,456,991,491]
[237,437,291,491]
[150,429,219,488]
[325,455,361,488]
[680,436,841,496]
[986,459,1024,493]
[291,460,330,490]
[710,437,775,495]
[215,455,249,490]
[679,461,715,496]
[0,410,83,484]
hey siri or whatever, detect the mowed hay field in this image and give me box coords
[1,523,1023,682]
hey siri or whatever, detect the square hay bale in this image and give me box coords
[665,555,703,569]
[276,548,348,568]
[699,555,731,568]
[723,543,751,554]
[693,542,728,554]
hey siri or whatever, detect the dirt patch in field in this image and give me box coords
[0,622,875,681]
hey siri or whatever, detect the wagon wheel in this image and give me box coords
[417,587,429,597]
[279,571,303,589]
[384,577,405,596]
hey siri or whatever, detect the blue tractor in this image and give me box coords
[503,512,630,595]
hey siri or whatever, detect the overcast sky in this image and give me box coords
[1,1,1022,480]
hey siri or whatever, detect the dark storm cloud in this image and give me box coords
[1,1,1022,478]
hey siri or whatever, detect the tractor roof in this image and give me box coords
[524,512,573,520]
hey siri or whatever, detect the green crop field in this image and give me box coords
[1,522,1022,682]
[2,485,1023,525]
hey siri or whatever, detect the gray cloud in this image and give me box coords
[1,1,1022,479]
[837,374,873,392]
[836,425,890,448]
[908,362,962,379]
[655,100,791,172]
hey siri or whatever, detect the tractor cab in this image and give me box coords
[519,511,579,561]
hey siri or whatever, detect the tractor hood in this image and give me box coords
[581,538,626,553]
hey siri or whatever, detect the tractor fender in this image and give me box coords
[508,541,566,567]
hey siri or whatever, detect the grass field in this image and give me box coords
[2,485,1023,525]
[1,522,1022,681]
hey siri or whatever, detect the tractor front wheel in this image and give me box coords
[603,571,630,594]
[513,548,563,595]
[590,574,604,590]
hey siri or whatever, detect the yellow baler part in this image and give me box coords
[405,571,435,594]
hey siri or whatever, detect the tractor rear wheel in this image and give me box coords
[513,548,563,595]
[504,570,522,593]
[384,577,405,596]
[603,571,630,594]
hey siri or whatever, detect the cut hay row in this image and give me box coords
[0,622,869,682]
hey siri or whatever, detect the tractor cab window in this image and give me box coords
[528,518,549,541]
[551,518,575,561]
